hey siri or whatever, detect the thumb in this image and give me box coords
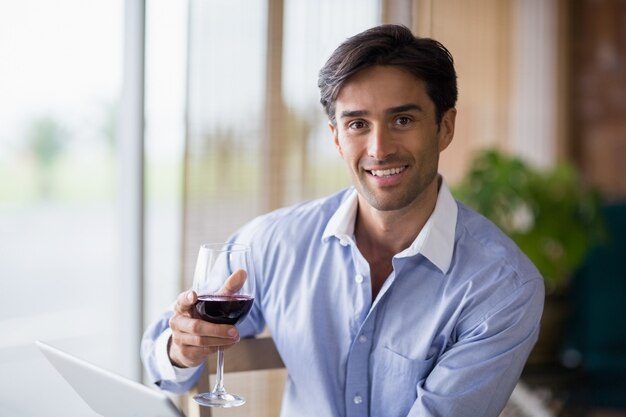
[220,269,247,295]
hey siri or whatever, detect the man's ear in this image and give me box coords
[438,108,456,152]
[329,121,343,157]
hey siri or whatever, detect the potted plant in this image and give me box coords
[453,149,604,365]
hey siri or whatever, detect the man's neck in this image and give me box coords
[355,180,439,255]
[354,179,440,298]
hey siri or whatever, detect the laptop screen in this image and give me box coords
[36,340,184,417]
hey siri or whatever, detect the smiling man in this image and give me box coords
[328,64,456,299]
[142,24,544,417]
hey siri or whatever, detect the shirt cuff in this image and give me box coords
[155,328,202,382]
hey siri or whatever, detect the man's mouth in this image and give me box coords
[368,166,407,177]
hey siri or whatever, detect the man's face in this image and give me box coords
[330,65,456,213]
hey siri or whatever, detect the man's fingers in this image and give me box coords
[169,315,240,341]
[170,339,239,368]
[171,329,240,349]
[168,314,240,368]
[220,269,247,295]
[174,290,196,314]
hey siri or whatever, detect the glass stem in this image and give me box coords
[212,347,226,394]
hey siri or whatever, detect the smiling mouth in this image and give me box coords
[367,166,407,177]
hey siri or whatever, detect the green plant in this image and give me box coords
[454,149,603,293]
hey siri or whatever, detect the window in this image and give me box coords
[0,1,132,415]
[182,0,380,288]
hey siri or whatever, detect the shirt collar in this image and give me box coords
[322,188,359,246]
[321,177,457,274]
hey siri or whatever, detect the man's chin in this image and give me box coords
[358,188,414,212]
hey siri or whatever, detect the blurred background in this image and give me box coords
[1,0,624,416]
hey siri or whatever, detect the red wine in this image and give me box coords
[193,294,254,325]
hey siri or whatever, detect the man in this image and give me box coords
[142,24,544,417]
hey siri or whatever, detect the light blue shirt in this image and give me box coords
[141,178,544,417]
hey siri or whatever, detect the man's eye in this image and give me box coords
[395,116,412,126]
[348,120,366,130]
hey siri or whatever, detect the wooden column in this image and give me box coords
[262,0,287,212]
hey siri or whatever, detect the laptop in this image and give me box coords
[36,340,185,417]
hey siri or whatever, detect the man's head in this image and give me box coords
[318,24,458,127]
[320,25,458,214]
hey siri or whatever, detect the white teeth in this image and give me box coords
[371,167,405,177]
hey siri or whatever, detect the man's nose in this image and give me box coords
[367,125,397,160]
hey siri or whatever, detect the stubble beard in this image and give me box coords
[355,165,438,212]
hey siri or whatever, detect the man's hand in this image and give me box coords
[167,269,247,368]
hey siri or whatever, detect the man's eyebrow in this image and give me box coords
[339,109,368,119]
[386,103,424,114]
[339,104,424,119]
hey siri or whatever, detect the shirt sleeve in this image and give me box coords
[406,278,544,417]
[140,309,204,394]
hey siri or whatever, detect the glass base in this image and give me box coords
[193,391,246,408]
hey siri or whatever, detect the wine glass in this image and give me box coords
[191,242,256,408]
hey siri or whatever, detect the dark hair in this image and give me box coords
[318,24,458,125]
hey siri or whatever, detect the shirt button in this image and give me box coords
[353,394,363,404]
[358,335,368,343]
[355,274,364,284]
